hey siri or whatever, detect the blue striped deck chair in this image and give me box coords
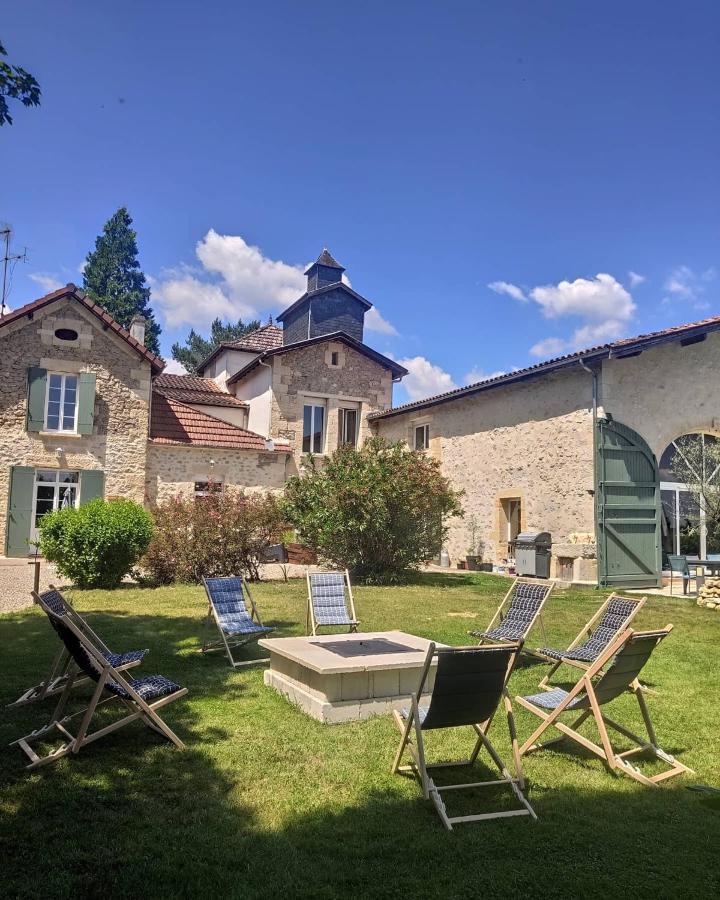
[392,641,536,830]
[536,592,645,689]
[202,576,273,667]
[12,590,186,769]
[8,587,148,708]
[469,578,553,652]
[517,626,693,787]
[306,569,359,636]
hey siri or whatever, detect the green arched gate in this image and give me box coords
[596,417,662,588]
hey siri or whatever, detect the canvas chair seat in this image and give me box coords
[306,570,359,635]
[202,576,273,667]
[103,648,150,668]
[11,590,187,770]
[392,641,536,830]
[470,579,553,649]
[517,626,693,788]
[536,593,645,690]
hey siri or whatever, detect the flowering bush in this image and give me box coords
[143,490,286,583]
[282,437,463,583]
[39,499,153,589]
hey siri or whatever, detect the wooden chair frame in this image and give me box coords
[305,569,359,636]
[471,577,553,652]
[11,592,187,770]
[201,576,271,668]
[392,641,537,830]
[536,592,646,690]
[516,626,693,787]
[8,586,145,708]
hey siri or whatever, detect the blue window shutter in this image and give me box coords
[26,367,47,432]
[6,466,34,557]
[79,470,104,504]
[77,372,96,435]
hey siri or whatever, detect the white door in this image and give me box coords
[31,470,79,542]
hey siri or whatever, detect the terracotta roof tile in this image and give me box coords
[153,373,248,409]
[227,324,284,352]
[0,284,165,373]
[150,394,287,450]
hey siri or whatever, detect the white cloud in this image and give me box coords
[397,356,457,402]
[464,367,507,385]
[153,231,305,329]
[628,270,646,287]
[28,272,63,293]
[663,265,716,308]
[365,306,398,336]
[488,281,526,301]
[529,273,635,323]
[163,358,189,375]
[529,336,569,358]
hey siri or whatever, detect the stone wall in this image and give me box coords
[599,331,720,456]
[0,299,151,550]
[145,444,289,504]
[269,340,394,471]
[375,368,596,563]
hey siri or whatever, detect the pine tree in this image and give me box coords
[171,317,261,375]
[83,207,161,354]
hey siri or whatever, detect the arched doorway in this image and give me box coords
[659,433,720,562]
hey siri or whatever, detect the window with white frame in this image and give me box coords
[339,407,358,448]
[414,423,430,451]
[45,373,78,432]
[194,479,224,499]
[302,402,326,453]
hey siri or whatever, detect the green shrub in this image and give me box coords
[282,437,463,583]
[143,490,286,583]
[39,498,154,589]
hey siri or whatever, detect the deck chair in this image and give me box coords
[306,570,359,636]
[202,576,273,667]
[469,578,553,650]
[391,642,537,830]
[536,592,645,689]
[516,626,693,787]
[11,590,187,769]
[8,587,148,708]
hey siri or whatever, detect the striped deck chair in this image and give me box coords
[8,587,148,708]
[392,641,536,830]
[202,576,273,667]
[469,578,553,650]
[11,590,187,769]
[516,626,693,787]
[536,592,645,690]
[306,570,359,636]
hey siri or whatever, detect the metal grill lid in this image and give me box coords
[515,531,552,545]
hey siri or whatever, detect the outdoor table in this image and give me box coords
[692,559,720,576]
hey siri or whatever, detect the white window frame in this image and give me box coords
[339,407,359,448]
[414,423,430,451]
[44,372,79,434]
[31,469,79,541]
[303,402,326,454]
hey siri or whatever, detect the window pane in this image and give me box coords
[46,408,60,430]
[60,471,79,484]
[49,374,62,390]
[64,375,77,392]
[415,425,428,450]
[302,405,312,453]
[313,406,324,453]
[36,470,56,483]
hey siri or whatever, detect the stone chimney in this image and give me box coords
[129,314,146,346]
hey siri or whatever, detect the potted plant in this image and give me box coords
[465,517,483,571]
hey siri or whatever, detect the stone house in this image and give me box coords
[371,319,720,588]
[0,251,405,557]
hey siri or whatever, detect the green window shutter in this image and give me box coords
[77,372,96,435]
[26,367,47,432]
[79,469,104,505]
[6,466,34,557]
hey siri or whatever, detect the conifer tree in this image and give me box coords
[171,317,261,375]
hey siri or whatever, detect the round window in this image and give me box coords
[54,328,79,342]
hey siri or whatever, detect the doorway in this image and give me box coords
[31,469,79,541]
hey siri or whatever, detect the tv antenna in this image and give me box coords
[1,226,28,319]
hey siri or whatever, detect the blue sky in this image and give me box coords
[3,1,719,404]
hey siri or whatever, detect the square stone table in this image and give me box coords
[259,631,445,724]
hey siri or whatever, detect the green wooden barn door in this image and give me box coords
[596,417,662,588]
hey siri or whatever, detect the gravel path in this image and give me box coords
[0,560,62,614]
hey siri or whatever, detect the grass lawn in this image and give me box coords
[1,573,719,898]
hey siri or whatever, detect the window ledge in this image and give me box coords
[38,431,84,439]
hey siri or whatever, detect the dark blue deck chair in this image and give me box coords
[11,590,186,769]
[517,626,693,787]
[536,592,645,689]
[392,641,536,830]
[306,570,359,636]
[469,578,553,650]
[8,586,148,708]
[202,576,273,667]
